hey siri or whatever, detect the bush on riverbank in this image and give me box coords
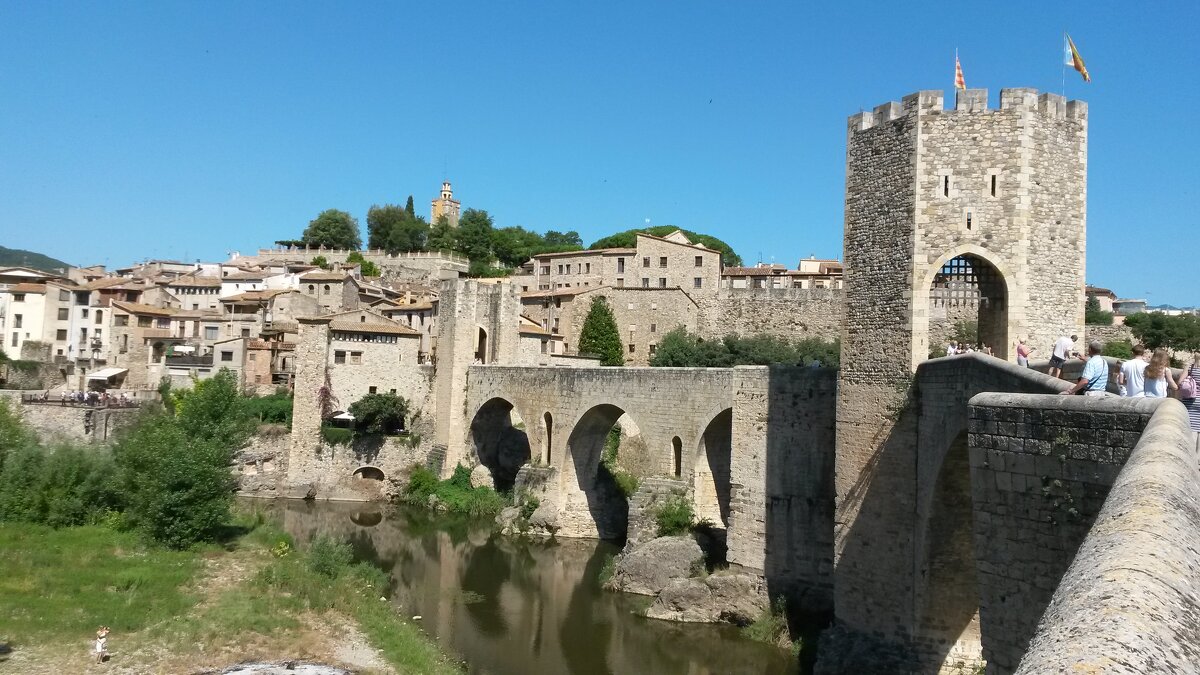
[402,465,507,518]
[655,495,698,537]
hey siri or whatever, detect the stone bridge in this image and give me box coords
[461,364,839,611]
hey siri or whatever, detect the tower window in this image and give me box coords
[990,175,997,197]
[943,175,950,197]
[966,211,973,230]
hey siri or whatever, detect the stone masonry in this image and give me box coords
[835,88,1088,660]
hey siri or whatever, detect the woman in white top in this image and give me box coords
[1143,349,1178,398]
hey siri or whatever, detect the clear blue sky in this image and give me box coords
[1,2,1196,305]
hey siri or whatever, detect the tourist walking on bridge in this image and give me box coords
[1119,345,1149,397]
[1016,339,1034,367]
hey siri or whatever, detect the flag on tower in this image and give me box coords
[1064,33,1090,82]
[954,52,966,90]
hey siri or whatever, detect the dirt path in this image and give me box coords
[4,548,395,675]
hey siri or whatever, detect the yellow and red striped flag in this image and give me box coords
[1065,33,1090,82]
[954,52,966,90]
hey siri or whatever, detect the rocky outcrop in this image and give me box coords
[645,572,769,624]
[469,463,492,488]
[604,535,704,596]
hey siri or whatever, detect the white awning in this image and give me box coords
[172,345,196,354]
[87,367,128,380]
[332,411,356,420]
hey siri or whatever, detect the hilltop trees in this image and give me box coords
[590,225,741,266]
[367,203,430,254]
[579,297,624,366]
[302,209,361,250]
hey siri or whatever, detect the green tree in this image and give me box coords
[301,209,361,250]
[589,225,742,266]
[367,204,430,253]
[427,216,458,252]
[1085,296,1114,325]
[543,230,583,248]
[579,296,624,366]
[346,252,380,277]
[648,327,701,367]
[1102,339,1134,359]
[1124,312,1200,352]
[310,255,332,271]
[115,370,252,548]
[405,195,416,218]
[456,209,496,264]
[0,397,32,474]
[347,392,410,435]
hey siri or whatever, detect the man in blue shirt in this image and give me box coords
[1061,340,1109,396]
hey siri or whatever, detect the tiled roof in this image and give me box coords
[222,270,268,280]
[84,277,136,290]
[222,289,292,303]
[383,301,434,312]
[112,301,177,316]
[9,283,47,293]
[329,320,420,336]
[165,275,222,287]
[299,271,347,281]
[530,248,636,260]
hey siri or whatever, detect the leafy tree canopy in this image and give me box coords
[578,296,624,366]
[347,393,410,435]
[367,204,430,254]
[1123,312,1200,352]
[310,255,332,270]
[589,226,742,266]
[301,209,361,250]
[649,328,839,368]
[346,252,380,277]
[1085,296,1114,326]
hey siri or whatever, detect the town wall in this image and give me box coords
[967,393,1161,674]
[17,402,141,444]
[241,249,469,284]
[696,287,843,343]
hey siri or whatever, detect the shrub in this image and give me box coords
[403,466,439,505]
[743,598,791,645]
[307,536,354,579]
[348,393,409,435]
[320,425,353,446]
[403,464,506,518]
[244,393,294,427]
[0,444,122,527]
[655,495,696,537]
[1102,339,1134,359]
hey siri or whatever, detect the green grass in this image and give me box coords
[0,524,201,644]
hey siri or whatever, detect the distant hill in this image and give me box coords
[0,245,71,273]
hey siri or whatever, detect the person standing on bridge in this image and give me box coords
[1049,334,1077,379]
[1142,349,1178,399]
[1181,354,1200,432]
[1119,345,1149,397]
[1061,340,1109,396]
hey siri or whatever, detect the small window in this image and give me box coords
[59,290,69,301]
[323,284,330,294]
[943,174,950,197]
[650,323,657,333]
[659,256,667,268]
[695,256,703,267]
[248,353,256,361]
[649,344,657,355]
[57,308,69,320]
[115,315,129,327]
[95,310,102,324]
[12,293,24,302]
[966,211,973,230]
[13,314,21,329]
[81,308,89,318]
[308,284,315,293]
[641,278,649,288]
[368,386,377,394]
[56,329,68,341]
[390,389,396,394]
[990,174,998,197]
[220,350,233,362]
[205,326,218,340]
[350,351,362,364]
[541,340,548,354]
[642,257,650,268]
[628,343,636,353]
[617,258,625,273]
[585,263,591,274]
[241,328,251,337]
[558,264,564,274]
[334,350,346,365]
[616,278,624,287]
[658,278,667,288]
[693,277,703,288]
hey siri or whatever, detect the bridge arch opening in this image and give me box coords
[353,466,385,481]
[475,327,489,363]
[693,409,733,528]
[564,404,643,540]
[929,253,1009,359]
[916,430,982,670]
[468,397,531,492]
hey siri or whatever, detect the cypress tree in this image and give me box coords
[578,296,624,366]
[405,195,416,218]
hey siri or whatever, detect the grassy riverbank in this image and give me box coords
[0,516,461,674]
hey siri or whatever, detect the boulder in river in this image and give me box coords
[645,572,769,624]
[470,464,493,489]
[604,535,704,596]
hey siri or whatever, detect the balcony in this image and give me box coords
[165,354,214,367]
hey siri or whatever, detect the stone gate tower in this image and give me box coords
[834,88,1087,656]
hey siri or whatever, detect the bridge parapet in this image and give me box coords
[1013,398,1200,674]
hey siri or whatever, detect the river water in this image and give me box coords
[269,499,797,675]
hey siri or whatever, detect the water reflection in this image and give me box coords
[269,499,797,675]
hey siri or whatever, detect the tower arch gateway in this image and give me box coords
[835,88,1088,666]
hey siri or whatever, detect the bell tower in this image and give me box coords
[431,180,461,228]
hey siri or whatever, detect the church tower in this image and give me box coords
[431,181,461,228]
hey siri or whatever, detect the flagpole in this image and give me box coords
[1061,31,1067,97]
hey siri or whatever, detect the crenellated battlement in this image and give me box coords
[849,88,1088,132]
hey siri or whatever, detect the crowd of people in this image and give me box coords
[35,390,135,407]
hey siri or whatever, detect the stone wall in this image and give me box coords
[1012,399,1200,674]
[968,393,1160,673]
[728,365,837,614]
[1083,322,1134,346]
[18,402,141,444]
[695,287,843,343]
[241,248,469,284]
